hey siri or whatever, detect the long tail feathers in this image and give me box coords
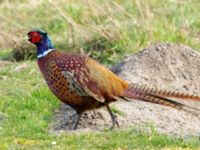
[121,84,200,116]
[127,84,200,101]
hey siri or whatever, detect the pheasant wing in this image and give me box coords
[55,54,128,103]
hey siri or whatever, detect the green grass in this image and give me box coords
[0,61,200,149]
[1,0,200,149]
[0,49,12,60]
[1,0,200,64]
[1,129,200,149]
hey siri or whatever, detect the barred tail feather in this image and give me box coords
[122,85,200,116]
[128,84,200,101]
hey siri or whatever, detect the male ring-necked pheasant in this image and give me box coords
[28,29,200,130]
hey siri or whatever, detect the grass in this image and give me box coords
[1,129,200,150]
[1,0,200,149]
[0,49,12,61]
[1,0,200,64]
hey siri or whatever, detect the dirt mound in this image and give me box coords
[51,43,200,137]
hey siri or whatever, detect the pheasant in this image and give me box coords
[27,29,200,130]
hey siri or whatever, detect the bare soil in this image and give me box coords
[51,43,200,137]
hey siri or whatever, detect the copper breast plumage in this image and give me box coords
[37,51,101,111]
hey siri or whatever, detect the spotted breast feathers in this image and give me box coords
[39,51,128,103]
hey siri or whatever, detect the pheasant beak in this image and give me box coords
[27,33,32,41]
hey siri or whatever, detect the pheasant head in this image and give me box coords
[27,29,54,58]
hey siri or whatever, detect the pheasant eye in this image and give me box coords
[33,33,38,37]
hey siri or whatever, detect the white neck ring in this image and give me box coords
[37,49,55,58]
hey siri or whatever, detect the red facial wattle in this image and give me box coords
[28,32,41,44]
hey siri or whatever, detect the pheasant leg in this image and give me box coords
[106,105,119,130]
[72,113,81,130]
